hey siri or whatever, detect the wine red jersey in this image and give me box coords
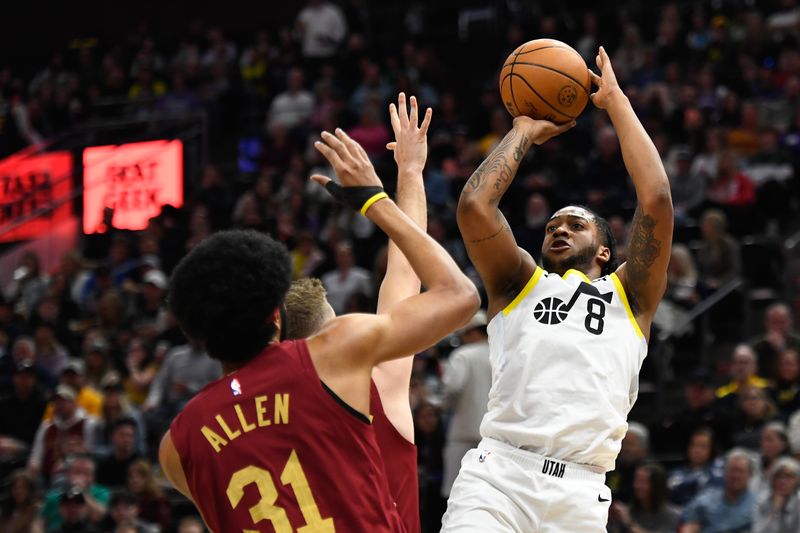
[371,381,420,533]
[170,340,405,533]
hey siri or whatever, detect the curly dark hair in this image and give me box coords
[591,212,619,277]
[169,230,291,362]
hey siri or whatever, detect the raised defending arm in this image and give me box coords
[373,92,431,442]
[308,129,479,368]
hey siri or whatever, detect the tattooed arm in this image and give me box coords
[590,47,673,338]
[457,116,574,317]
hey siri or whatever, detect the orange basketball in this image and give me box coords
[499,39,591,124]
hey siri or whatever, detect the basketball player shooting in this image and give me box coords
[441,46,673,532]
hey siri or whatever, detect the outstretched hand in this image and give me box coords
[386,92,432,174]
[589,46,624,110]
[311,129,383,189]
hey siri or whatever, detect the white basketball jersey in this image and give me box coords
[481,267,648,472]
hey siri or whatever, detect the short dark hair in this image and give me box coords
[110,417,138,435]
[169,230,291,362]
[110,490,137,507]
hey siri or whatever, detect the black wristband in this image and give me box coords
[323,182,386,213]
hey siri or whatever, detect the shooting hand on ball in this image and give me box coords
[513,116,575,146]
[589,46,625,110]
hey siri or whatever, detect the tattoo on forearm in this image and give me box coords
[463,129,523,196]
[513,134,529,162]
[627,207,661,308]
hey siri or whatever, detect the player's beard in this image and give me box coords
[541,241,599,276]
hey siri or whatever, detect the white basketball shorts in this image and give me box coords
[441,437,612,533]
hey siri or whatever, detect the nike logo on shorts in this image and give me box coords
[598,495,610,502]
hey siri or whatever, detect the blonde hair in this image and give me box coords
[284,278,331,339]
[128,459,161,498]
[670,244,698,283]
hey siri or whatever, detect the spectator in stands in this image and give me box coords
[95,418,141,489]
[716,344,769,409]
[667,370,737,453]
[706,150,756,212]
[751,303,800,380]
[0,361,47,459]
[43,359,103,422]
[731,386,779,451]
[127,66,166,101]
[83,338,114,391]
[123,338,160,407]
[94,374,146,456]
[40,454,109,531]
[290,231,326,279]
[193,165,233,232]
[751,456,800,533]
[0,336,54,390]
[669,245,700,309]
[440,310,491,499]
[349,62,392,116]
[177,516,205,533]
[4,251,48,321]
[98,490,158,533]
[320,242,373,314]
[667,427,724,506]
[696,209,741,292]
[108,236,139,288]
[608,422,651,504]
[127,459,171,532]
[348,104,391,158]
[33,321,68,379]
[142,340,220,414]
[583,125,631,214]
[667,145,706,223]
[758,422,792,487]
[93,290,127,355]
[142,341,220,443]
[513,194,550,263]
[29,386,98,483]
[295,0,347,61]
[52,486,103,533]
[266,68,314,132]
[131,270,168,337]
[201,27,237,69]
[768,348,800,420]
[681,448,756,533]
[608,463,679,533]
[0,469,41,533]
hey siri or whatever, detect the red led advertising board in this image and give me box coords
[83,140,183,233]
[0,151,74,242]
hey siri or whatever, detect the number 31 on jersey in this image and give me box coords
[226,449,335,533]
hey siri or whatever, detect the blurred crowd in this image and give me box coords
[2,1,800,532]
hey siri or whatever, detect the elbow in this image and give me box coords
[457,193,488,218]
[451,275,481,323]
[641,186,673,214]
[457,195,494,230]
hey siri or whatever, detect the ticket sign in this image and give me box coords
[0,151,74,242]
[83,139,184,233]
